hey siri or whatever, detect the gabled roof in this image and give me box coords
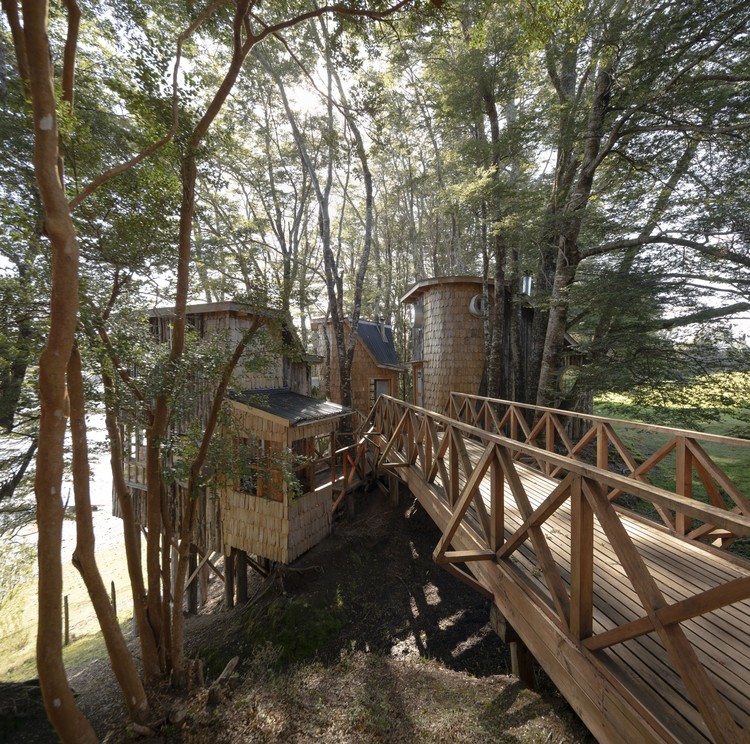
[357,320,401,369]
[229,388,349,427]
[310,317,404,371]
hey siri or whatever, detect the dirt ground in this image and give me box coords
[2,484,594,743]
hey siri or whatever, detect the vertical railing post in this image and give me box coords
[490,448,504,552]
[570,475,593,640]
[545,413,555,475]
[596,423,608,470]
[448,427,459,507]
[424,417,432,478]
[675,436,691,535]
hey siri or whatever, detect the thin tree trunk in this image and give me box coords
[101,371,161,680]
[482,86,506,399]
[170,319,263,688]
[68,345,150,724]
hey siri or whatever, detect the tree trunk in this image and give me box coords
[101,371,161,681]
[16,1,96,737]
[481,86,506,399]
[535,39,618,406]
[68,346,150,724]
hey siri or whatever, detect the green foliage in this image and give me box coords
[594,350,750,431]
[244,595,343,667]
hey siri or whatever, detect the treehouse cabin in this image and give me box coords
[310,317,404,417]
[118,301,351,565]
[402,276,585,412]
[402,276,491,412]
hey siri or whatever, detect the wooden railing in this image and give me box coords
[447,393,750,548]
[301,428,370,512]
[370,395,750,744]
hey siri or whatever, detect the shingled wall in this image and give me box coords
[419,280,486,413]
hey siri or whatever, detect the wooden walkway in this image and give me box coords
[365,394,750,744]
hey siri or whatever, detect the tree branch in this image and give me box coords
[69,0,231,210]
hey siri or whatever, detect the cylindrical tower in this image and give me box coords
[402,276,489,413]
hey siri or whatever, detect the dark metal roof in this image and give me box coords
[357,320,401,368]
[229,388,349,426]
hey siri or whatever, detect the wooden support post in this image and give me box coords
[545,414,555,474]
[199,558,209,607]
[388,474,400,507]
[511,641,536,690]
[490,453,504,552]
[224,550,235,609]
[187,544,198,615]
[64,595,69,647]
[489,604,536,689]
[448,429,459,507]
[111,581,117,619]
[596,423,608,470]
[236,550,248,604]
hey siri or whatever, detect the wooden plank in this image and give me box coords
[439,549,496,563]
[585,577,750,651]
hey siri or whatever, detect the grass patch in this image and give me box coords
[3,630,112,683]
[594,392,750,552]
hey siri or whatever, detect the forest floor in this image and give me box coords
[3,485,594,743]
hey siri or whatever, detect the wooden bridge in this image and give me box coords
[362,393,750,744]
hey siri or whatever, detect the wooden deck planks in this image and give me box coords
[414,435,750,743]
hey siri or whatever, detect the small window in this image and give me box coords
[469,294,488,317]
[370,380,391,403]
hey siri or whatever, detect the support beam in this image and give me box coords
[224,550,235,610]
[236,550,248,605]
[187,543,198,615]
[388,474,400,507]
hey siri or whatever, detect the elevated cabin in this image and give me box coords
[118,301,350,566]
[311,317,404,417]
[402,276,491,413]
[402,276,584,412]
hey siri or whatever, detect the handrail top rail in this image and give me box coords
[375,395,750,537]
[448,392,750,450]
